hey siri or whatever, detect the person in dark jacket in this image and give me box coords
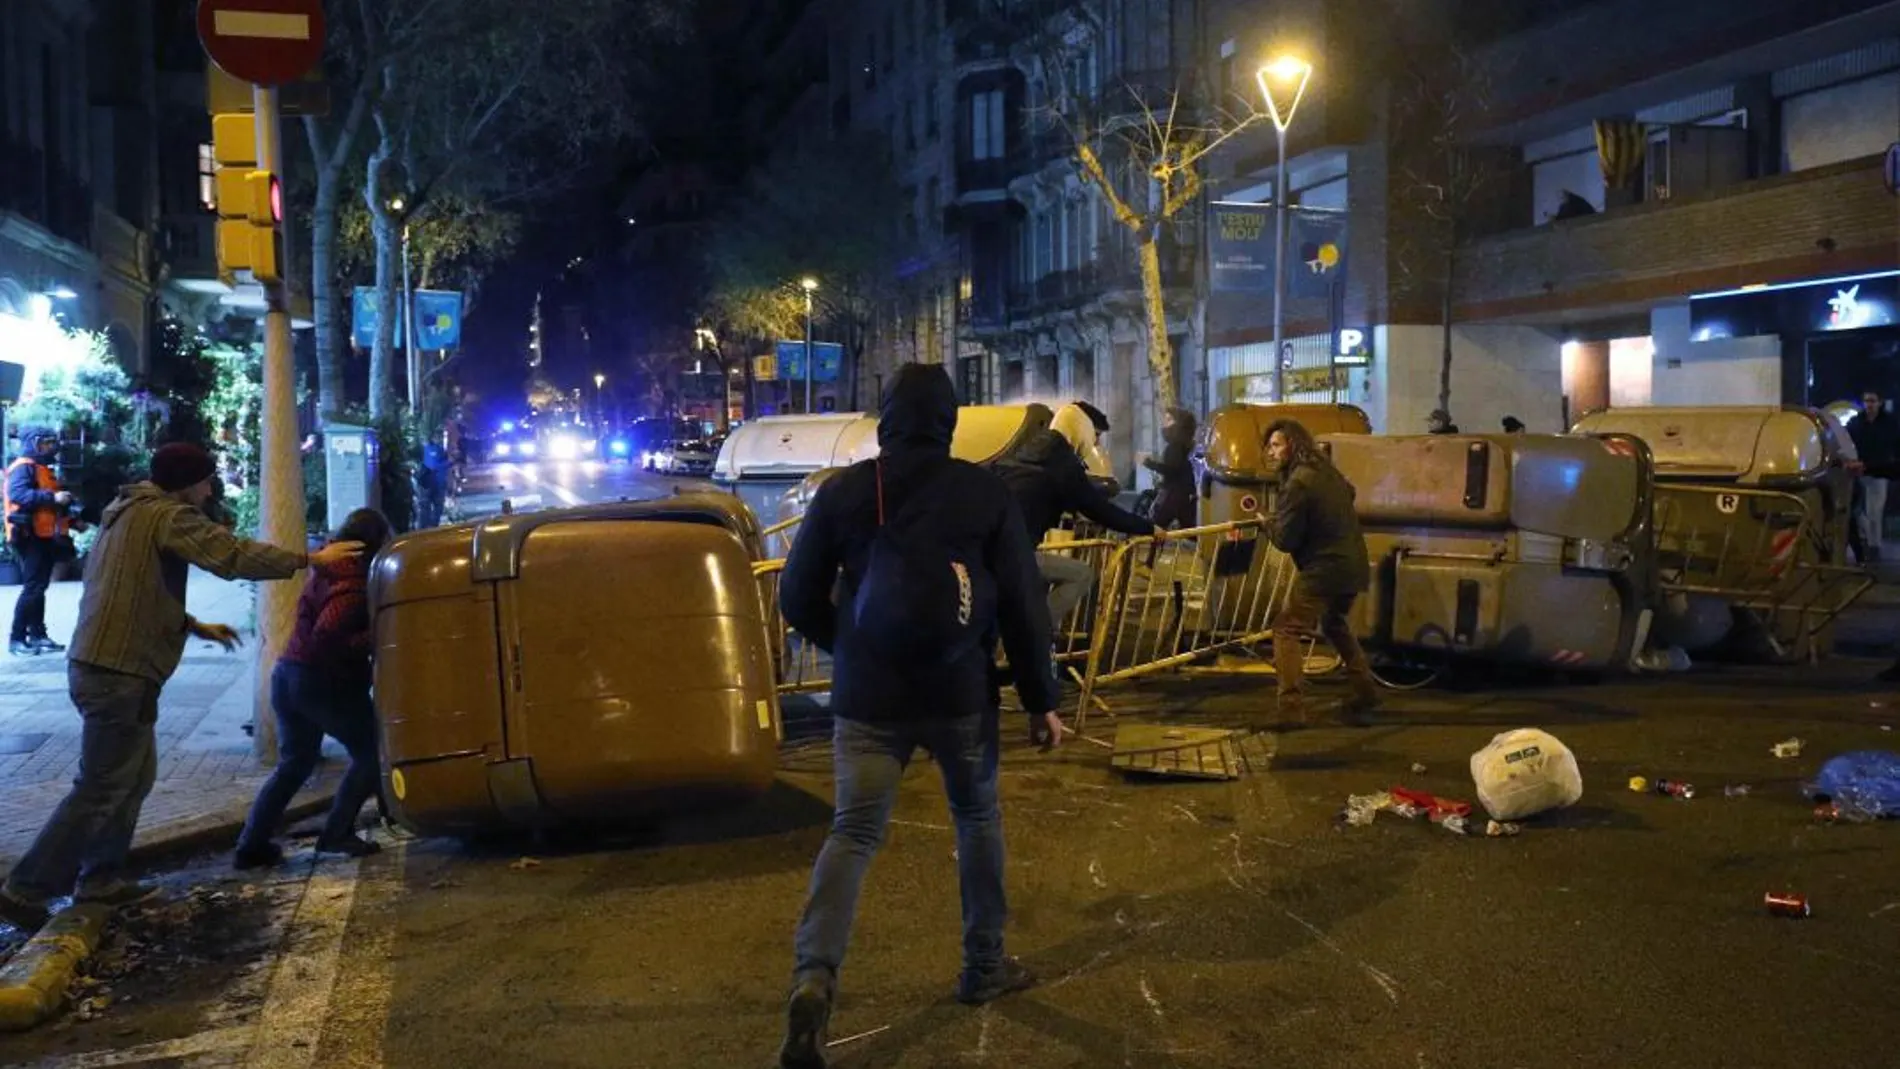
[1144,407,1198,530]
[1850,390,1898,562]
[994,423,1158,627]
[234,508,392,868]
[775,364,1060,1069]
[5,428,77,656]
[1262,419,1378,726]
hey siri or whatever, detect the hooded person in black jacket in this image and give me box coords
[775,363,1062,1069]
[994,421,1159,629]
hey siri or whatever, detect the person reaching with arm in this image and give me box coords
[0,443,361,933]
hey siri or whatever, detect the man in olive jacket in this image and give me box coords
[1262,419,1378,725]
[0,443,362,932]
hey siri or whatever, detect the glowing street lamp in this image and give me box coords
[800,277,820,413]
[1255,55,1314,402]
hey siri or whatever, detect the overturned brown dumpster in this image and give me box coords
[1570,406,1868,659]
[1325,433,1655,673]
[368,494,781,839]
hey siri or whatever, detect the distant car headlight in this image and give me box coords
[609,439,630,457]
[494,441,512,457]
[549,435,579,460]
[518,441,538,458]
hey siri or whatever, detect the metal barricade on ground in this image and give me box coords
[1071,520,1307,729]
[1650,483,1873,659]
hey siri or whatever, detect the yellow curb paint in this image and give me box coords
[0,903,110,1032]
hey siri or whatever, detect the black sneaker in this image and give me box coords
[0,889,50,932]
[956,956,1037,1006]
[234,842,286,870]
[30,636,65,654]
[315,835,381,858]
[777,972,833,1069]
[7,639,40,657]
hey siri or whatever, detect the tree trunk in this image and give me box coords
[1136,234,1178,413]
[308,183,346,420]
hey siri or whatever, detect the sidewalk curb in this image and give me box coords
[0,903,109,1032]
[127,788,338,870]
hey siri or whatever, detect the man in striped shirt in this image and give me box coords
[0,443,362,932]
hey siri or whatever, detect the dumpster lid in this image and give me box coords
[713,414,872,482]
[1570,406,1829,483]
[469,493,762,582]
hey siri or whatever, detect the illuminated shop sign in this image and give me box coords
[1688,270,1900,341]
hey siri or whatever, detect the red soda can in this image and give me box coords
[1765,892,1811,918]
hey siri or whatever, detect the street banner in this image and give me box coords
[1209,202,1273,294]
[1289,208,1348,301]
[351,287,464,350]
[412,290,464,350]
[1208,202,1349,297]
[776,340,843,383]
[754,354,778,382]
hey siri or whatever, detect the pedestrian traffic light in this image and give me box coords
[210,113,283,284]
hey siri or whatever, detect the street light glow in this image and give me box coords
[594,373,605,388]
[800,276,819,293]
[1255,56,1313,132]
[389,195,406,212]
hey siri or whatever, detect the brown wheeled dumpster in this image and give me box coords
[368,493,781,838]
[1197,403,1372,527]
[1324,432,1654,673]
[1569,405,1867,658]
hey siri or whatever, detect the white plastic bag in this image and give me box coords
[1469,728,1583,822]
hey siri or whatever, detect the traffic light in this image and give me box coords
[210,113,283,284]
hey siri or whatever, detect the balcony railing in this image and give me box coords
[997,236,1196,321]
[1453,154,1897,319]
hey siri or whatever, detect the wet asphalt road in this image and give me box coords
[450,460,713,518]
[8,661,1900,1068]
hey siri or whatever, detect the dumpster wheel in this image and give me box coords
[1369,648,1448,691]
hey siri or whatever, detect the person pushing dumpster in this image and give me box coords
[774,363,1062,1069]
[1261,418,1379,728]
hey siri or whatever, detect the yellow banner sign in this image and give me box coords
[754,354,777,382]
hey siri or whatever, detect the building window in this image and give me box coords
[198,142,217,210]
[970,90,1005,161]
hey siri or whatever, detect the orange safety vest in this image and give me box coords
[3,457,67,541]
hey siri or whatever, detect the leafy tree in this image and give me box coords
[701,135,910,410]
[356,0,688,417]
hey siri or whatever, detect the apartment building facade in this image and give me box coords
[0,0,163,388]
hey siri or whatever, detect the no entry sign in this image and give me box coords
[196,0,325,87]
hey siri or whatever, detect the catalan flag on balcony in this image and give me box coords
[1593,119,1645,190]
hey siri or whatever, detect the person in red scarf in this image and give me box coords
[234,508,392,867]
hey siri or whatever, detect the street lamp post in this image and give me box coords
[593,372,605,432]
[1256,56,1313,403]
[800,276,819,413]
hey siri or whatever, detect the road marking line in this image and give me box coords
[21,1024,254,1067]
[242,859,362,1067]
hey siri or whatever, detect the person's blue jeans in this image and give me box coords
[793,709,1007,981]
[237,662,380,850]
[2,662,160,906]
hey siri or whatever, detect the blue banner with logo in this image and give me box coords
[1208,202,1348,297]
[412,290,464,350]
[1288,208,1348,301]
[776,340,843,383]
[351,287,465,350]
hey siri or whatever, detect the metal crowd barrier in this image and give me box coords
[1651,483,1873,656]
[1070,519,1315,730]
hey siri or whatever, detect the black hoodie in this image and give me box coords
[779,364,1060,721]
[994,428,1153,542]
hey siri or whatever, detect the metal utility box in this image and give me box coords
[323,423,381,532]
[368,493,781,838]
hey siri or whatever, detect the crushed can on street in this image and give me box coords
[1765,892,1812,919]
